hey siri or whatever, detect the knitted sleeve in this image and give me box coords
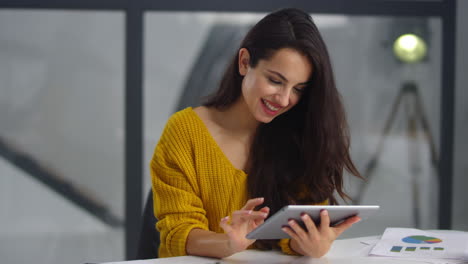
[151,114,209,257]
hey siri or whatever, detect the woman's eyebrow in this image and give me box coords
[266,69,309,85]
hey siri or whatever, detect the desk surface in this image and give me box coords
[102,236,467,264]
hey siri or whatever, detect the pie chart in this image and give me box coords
[402,235,442,244]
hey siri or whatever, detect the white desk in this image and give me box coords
[102,236,468,264]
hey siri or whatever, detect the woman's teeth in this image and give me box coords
[263,99,279,111]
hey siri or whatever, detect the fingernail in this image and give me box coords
[262,213,268,217]
[288,219,295,225]
[321,210,328,216]
[301,214,308,220]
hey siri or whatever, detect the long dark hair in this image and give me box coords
[204,8,362,249]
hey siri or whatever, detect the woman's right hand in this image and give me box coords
[219,197,270,255]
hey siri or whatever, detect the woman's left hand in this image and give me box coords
[281,209,361,258]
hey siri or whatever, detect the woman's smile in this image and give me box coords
[261,98,281,116]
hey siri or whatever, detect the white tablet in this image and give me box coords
[246,205,380,239]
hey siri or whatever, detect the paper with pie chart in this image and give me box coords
[369,227,468,260]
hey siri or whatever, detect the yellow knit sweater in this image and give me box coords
[151,107,326,258]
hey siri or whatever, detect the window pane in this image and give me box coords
[327,16,442,236]
[0,10,124,264]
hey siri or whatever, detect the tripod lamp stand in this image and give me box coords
[354,24,439,228]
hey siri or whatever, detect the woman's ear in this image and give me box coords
[238,48,250,76]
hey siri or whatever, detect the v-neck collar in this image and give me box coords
[188,107,247,176]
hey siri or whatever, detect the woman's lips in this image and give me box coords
[261,98,281,115]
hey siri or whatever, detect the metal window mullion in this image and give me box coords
[125,4,144,260]
[139,0,443,17]
[0,0,126,10]
[438,0,456,230]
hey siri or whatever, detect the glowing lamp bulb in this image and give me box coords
[393,34,427,63]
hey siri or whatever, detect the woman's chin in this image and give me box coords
[253,107,283,123]
[255,115,275,124]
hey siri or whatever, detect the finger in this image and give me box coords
[232,210,268,222]
[301,213,319,237]
[281,226,300,241]
[232,210,268,218]
[259,206,270,214]
[230,210,247,223]
[319,210,330,230]
[220,216,233,233]
[241,197,264,210]
[252,219,264,229]
[254,207,270,226]
[287,219,308,240]
[333,216,361,237]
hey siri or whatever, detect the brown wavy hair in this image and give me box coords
[204,8,362,249]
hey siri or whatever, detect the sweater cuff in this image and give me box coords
[278,239,300,255]
[167,224,208,257]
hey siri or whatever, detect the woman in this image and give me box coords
[151,8,362,259]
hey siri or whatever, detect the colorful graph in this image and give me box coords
[402,235,443,244]
[391,246,403,252]
[389,246,445,253]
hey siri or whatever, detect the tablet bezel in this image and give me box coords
[246,205,380,240]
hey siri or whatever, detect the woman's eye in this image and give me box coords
[294,87,305,94]
[268,78,282,85]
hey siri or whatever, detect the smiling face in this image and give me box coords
[238,47,313,123]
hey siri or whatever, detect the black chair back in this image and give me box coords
[136,189,160,259]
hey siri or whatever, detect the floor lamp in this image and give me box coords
[354,32,439,228]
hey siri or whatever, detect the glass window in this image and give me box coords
[0,10,124,264]
[329,16,442,236]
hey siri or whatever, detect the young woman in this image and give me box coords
[150,8,362,259]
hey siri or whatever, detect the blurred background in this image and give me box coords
[0,1,466,263]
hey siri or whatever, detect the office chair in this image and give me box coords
[136,189,160,259]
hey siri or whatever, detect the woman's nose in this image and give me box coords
[276,88,291,107]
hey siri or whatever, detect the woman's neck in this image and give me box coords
[213,98,259,140]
